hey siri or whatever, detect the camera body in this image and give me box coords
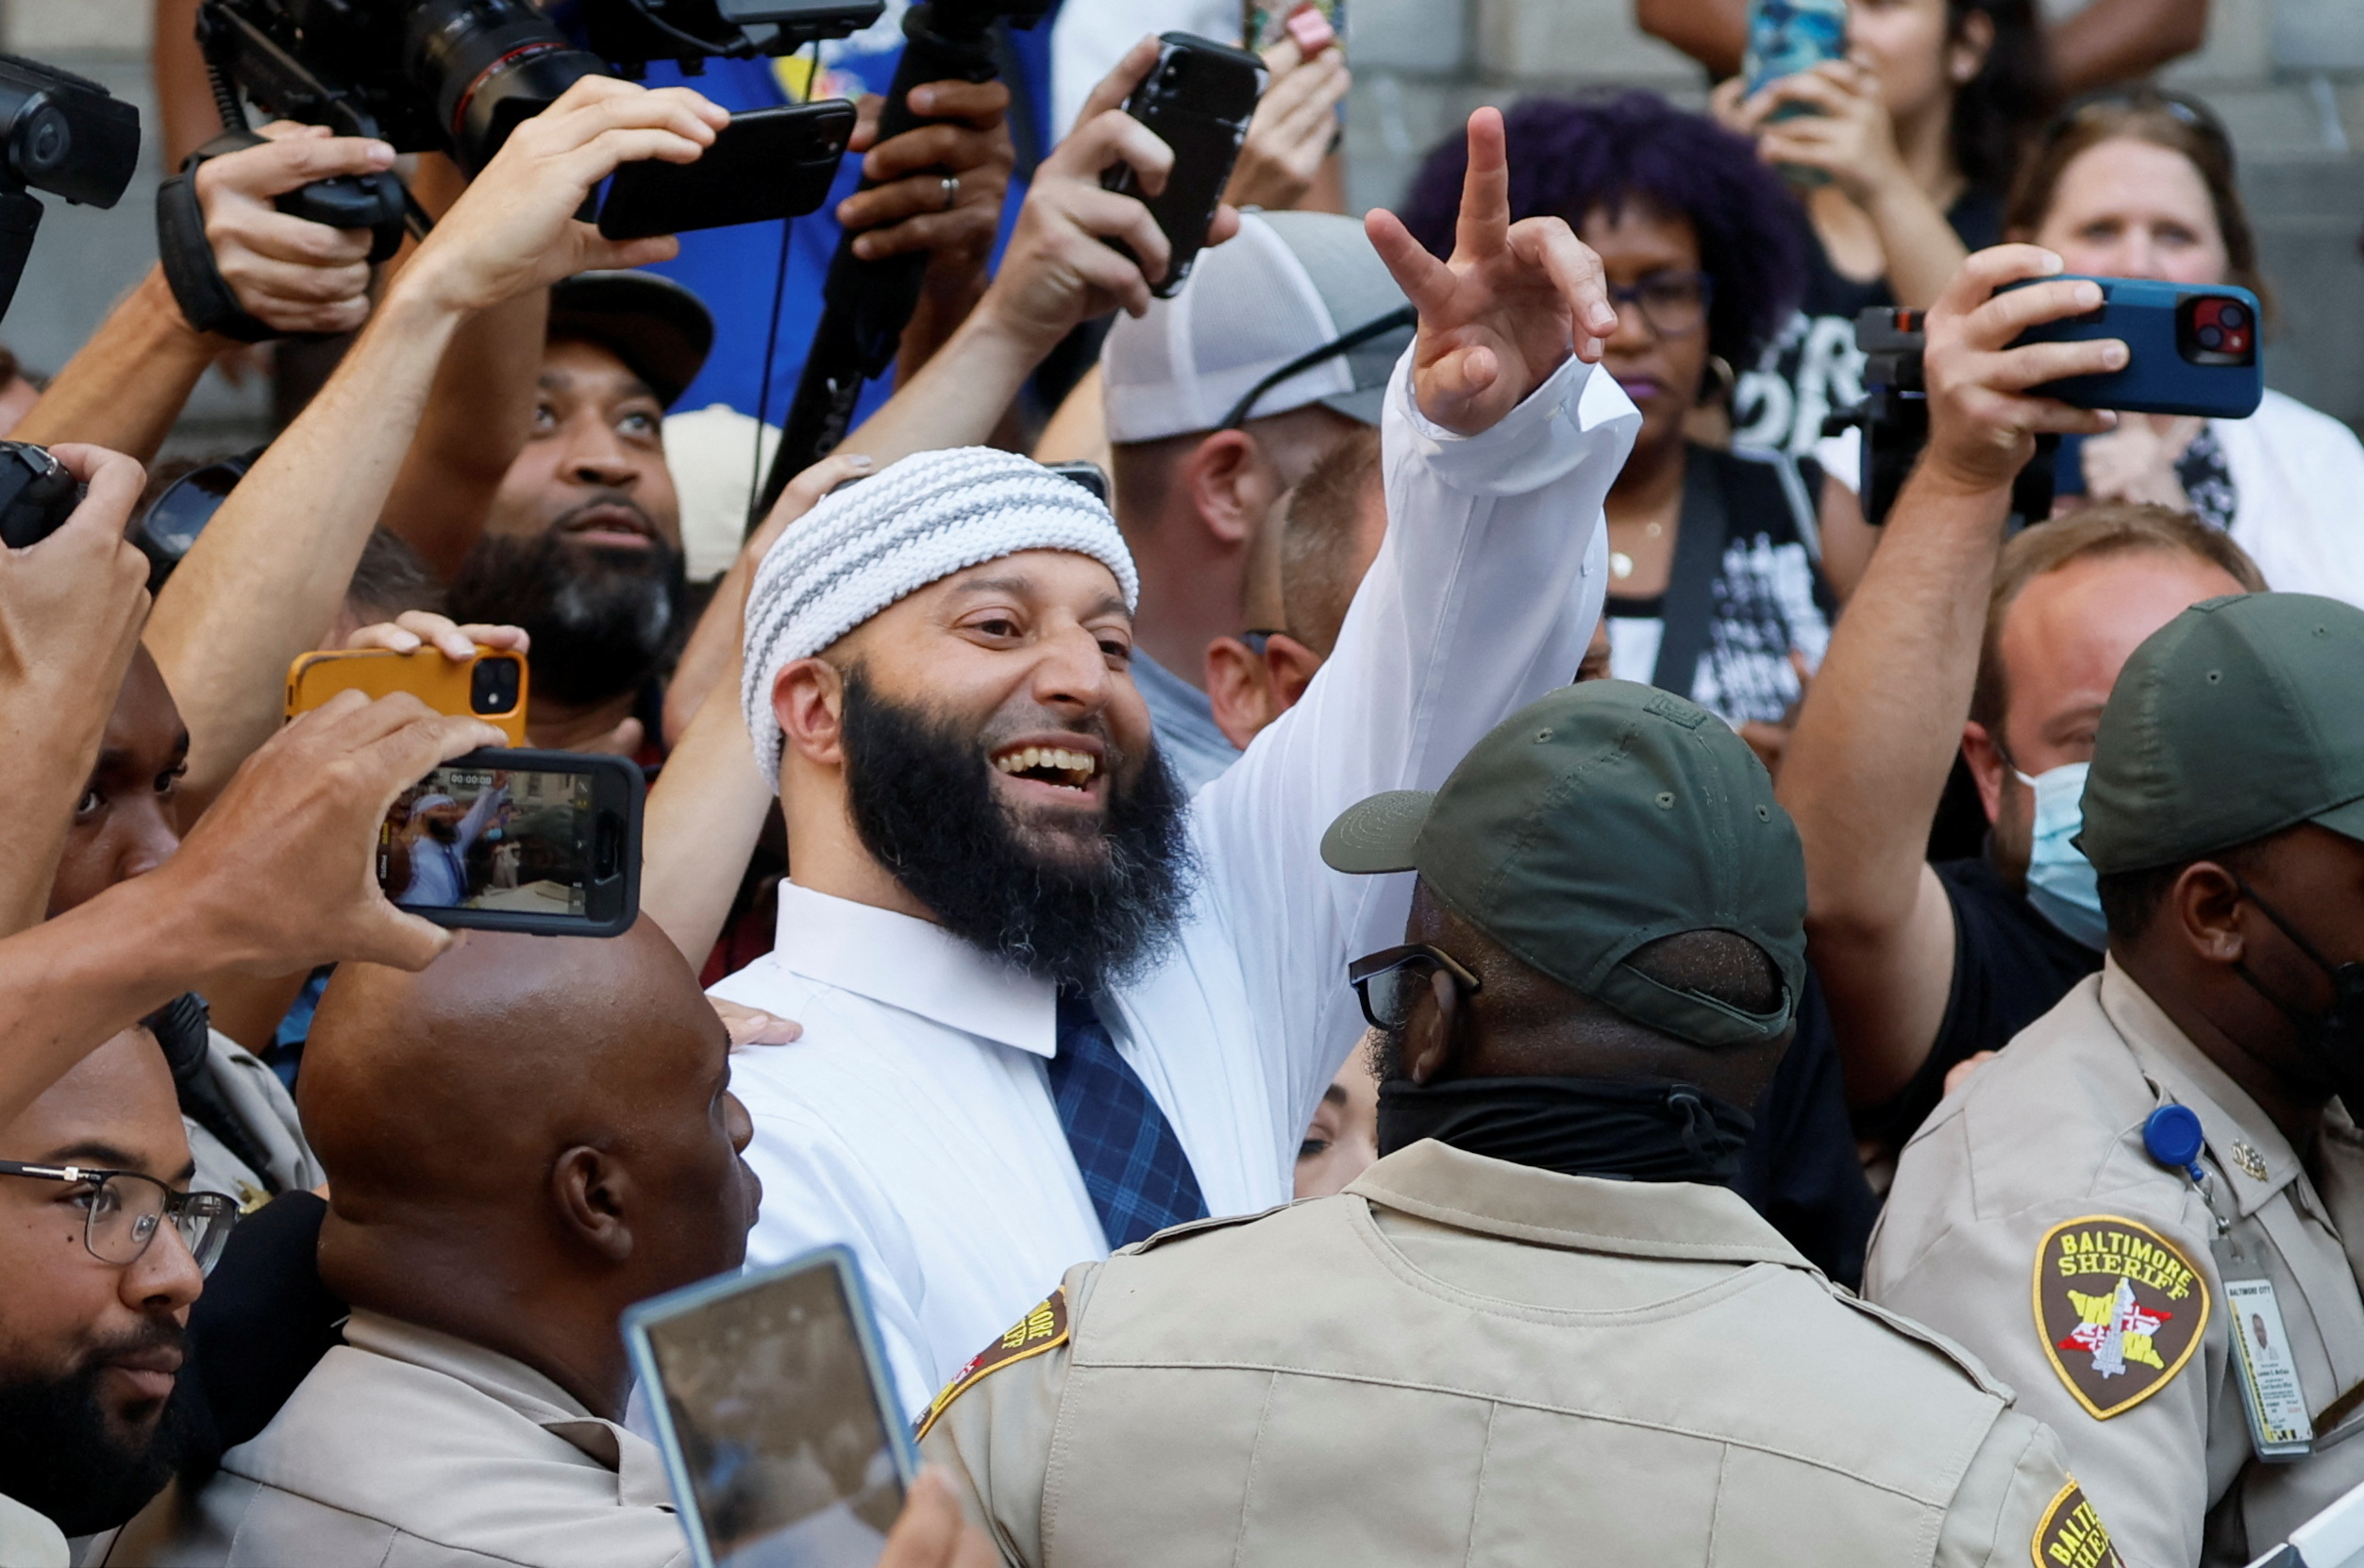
[0,441,84,551]
[197,0,887,173]
[0,56,140,209]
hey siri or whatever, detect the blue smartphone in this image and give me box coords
[624,1246,916,1568]
[2009,275,2264,419]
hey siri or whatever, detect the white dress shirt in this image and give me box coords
[714,350,1636,1417]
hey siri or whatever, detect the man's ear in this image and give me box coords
[1402,969,1466,1086]
[553,1145,634,1264]
[1263,633,1325,709]
[1182,429,1266,548]
[1205,636,1282,749]
[775,658,848,769]
[1960,721,2010,826]
[2172,861,2250,966]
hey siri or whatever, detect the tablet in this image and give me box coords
[624,1246,914,1568]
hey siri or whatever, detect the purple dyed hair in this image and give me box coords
[1399,92,1810,369]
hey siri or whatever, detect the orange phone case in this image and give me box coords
[285,646,529,744]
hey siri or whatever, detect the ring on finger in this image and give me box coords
[939,174,960,211]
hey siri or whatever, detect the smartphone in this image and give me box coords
[287,646,529,746]
[1744,0,1848,95]
[598,100,859,242]
[624,1246,915,1568]
[1044,459,1110,506]
[1245,0,1341,53]
[2010,275,2265,419]
[1102,34,1266,300]
[380,748,641,937]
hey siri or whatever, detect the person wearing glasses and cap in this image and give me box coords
[915,679,2113,1567]
[0,1020,238,1566]
[1866,593,2364,1567]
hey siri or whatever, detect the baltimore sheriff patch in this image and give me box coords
[914,1288,1069,1443]
[2033,1215,2208,1420]
[2031,1478,2125,1567]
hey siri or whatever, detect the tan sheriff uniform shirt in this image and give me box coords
[109,1310,691,1568]
[1867,959,2364,1567]
[920,1139,2112,1567]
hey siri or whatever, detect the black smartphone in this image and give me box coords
[1044,459,1110,506]
[1101,33,1266,299]
[598,100,859,242]
[380,748,642,937]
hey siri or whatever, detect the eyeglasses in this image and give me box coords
[0,1160,239,1275]
[1347,942,1484,1031]
[1219,304,1417,431]
[134,446,263,588]
[2041,86,2235,167]
[1608,270,1714,339]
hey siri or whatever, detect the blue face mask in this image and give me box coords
[2016,761,2107,951]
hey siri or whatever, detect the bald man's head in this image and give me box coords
[302,921,757,1377]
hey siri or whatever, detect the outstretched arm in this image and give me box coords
[1778,247,2121,1108]
[2048,0,2209,96]
[147,78,728,806]
[1193,107,1635,1143]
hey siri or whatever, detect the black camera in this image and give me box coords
[195,0,887,174]
[1828,307,2059,528]
[0,441,85,551]
[0,56,141,325]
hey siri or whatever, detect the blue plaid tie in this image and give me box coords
[1048,989,1208,1250]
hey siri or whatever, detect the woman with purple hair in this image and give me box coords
[1402,92,1832,767]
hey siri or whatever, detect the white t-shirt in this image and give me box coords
[1049,0,1245,140]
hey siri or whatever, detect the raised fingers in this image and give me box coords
[1513,216,1619,348]
[1453,107,1511,262]
[1365,207,1454,317]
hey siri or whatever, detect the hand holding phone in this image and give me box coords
[2006,275,2263,419]
[1100,34,1266,300]
[599,100,858,241]
[288,644,530,745]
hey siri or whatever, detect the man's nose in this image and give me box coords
[1031,624,1116,714]
[562,423,640,490]
[119,802,181,885]
[126,1216,207,1315]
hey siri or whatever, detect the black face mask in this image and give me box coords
[837,668,1196,993]
[2231,875,2364,1107]
[1376,1075,1756,1186]
[0,1323,194,1535]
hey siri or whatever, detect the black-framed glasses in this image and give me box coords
[0,1160,239,1275]
[1348,942,1484,1031]
[1608,270,1714,339]
[1219,304,1417,431]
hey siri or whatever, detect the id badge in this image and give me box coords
[2214,1234,2314,1461]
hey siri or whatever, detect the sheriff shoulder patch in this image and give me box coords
[914,1289,1069,1443]
[2033,1214,2207,1420]
[2031,1478,2125,1568]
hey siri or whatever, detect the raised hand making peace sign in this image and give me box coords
[1366,107,1622,438]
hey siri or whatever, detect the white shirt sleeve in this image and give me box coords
[1188,347,1637,1133]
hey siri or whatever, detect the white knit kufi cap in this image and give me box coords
[740,446,1140,791]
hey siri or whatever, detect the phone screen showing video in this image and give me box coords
[380,764,593,915]
[644,1262,906,1568]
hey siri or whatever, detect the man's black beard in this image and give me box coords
[0,1325,193,1535]
[448,512,686,709]
[838,670,1195,993]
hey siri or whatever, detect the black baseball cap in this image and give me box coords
[2080,592,2364,874]
[1321,682,1807,1048]
[547,271,714,410]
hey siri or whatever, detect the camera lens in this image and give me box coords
[471,658,521,715]
[15,102,69,176]
[2219,303,2248,330]
[2198,325,2223,349]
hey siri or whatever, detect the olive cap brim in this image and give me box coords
[1320,790,1433,876]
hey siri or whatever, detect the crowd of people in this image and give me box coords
[1,0,2361,1564]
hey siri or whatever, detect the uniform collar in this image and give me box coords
[2098,958,2303,1218]
[341,1310,674,1509]
[773,881,1058,1059]
[1346,1139,1811,1268]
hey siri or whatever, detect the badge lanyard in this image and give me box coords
[2144,1104,2315,1461]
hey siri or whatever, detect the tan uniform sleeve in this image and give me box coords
[915,1265,1098,1568]
[1935,1409,2127,1567]
[1869,1194,2217,1568]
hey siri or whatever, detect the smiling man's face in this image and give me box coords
[799,549,1193,989]
[0,1029,205,1535]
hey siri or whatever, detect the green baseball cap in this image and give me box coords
[1320,681,1807,1047]
[2079,592,2364,876]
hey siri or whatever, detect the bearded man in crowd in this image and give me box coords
[711,106,1637,1416]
